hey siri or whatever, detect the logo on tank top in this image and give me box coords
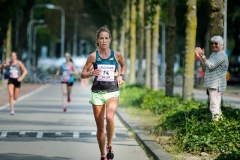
[9,66,19,78]
[109,57,114,60]
[97,57,101,61]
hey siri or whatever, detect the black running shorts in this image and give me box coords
[61,81,74,86]
[8,78,21,88]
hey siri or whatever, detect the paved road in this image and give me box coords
[160,86,240,109]
[0,84,149,160]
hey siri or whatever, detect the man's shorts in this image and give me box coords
[90,91,119,105]
[8,78,21,88]
[61,81,74,86]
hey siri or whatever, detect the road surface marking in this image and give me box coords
[73,131,79,138]
[20,131,25,135]
[37,132,43,138]
[0,131,7,138]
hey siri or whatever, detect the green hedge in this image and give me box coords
[119,84,240,159]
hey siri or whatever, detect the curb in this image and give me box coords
[116,107,173,160]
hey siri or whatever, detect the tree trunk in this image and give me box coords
[6,20,12,59]
[208,0,224,57]
[145,24,151,88]
[129,0,137,84]
[16,0,34,58]
[137,0,145,84]
[151,4,160,90]
[119,10,126,57]
[165,0,176,97]
[124,0,130,80]
[182,0,197,101]
[112,20,118,50]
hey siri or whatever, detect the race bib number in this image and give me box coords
[97,65,115,82]
[62,71,70,82]
[9,67,19,78]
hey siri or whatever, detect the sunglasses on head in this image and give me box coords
[210,42,218,45]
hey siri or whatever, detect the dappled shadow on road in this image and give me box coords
[0,118,96,127]
[0,153,70,160]
[0,137,140,147]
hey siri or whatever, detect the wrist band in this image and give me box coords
[120,74,125,80]
[202,56,206,59]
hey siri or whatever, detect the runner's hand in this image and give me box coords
[17,77,23,82]
[118,76,124,85]
[2,61,8,67]
[92,69,101,76]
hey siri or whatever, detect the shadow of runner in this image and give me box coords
[0,153,71,160]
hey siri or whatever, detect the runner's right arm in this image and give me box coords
[0,61,8,70]
[54,66,62,77]
[80,52,101,79]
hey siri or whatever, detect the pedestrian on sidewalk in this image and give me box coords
[0,52,28,115]
[195,36,229,121]
[80,27,126,160]
[54,52,78,112]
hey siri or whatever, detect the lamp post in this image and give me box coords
[27,19,44,71]
[159,21,166,82]
[73,10,78,57]
[33,24,48,66]
[30,4,65,57]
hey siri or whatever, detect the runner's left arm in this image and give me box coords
[115,51,126,84]
[71,64,79,75]
[18,61,28,80]
[116,51,126,75]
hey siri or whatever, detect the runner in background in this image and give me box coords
[55,52,78,112]
[0,52,27,115]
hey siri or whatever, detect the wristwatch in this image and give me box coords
[119,74,125,80]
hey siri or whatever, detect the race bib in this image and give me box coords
[62,71,70,82]
[97,65,115,82]
[9,67,19,78]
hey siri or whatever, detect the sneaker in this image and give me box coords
[63,106,67,112]
[67,97,71,102]
[10,110,15,115]
[100,156,106,160]
[106,146,114,160]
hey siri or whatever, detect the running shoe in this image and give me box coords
[106,146,114,160]
[63,106,67,112]
[100,156,106,160]
[10,110,14,115]
[67,97,71,102]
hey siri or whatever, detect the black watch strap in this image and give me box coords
[119,74,125,80]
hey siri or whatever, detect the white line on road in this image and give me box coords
[19,131,25,135]
[55,132,61,135]
[91,132,96,136]
[0,131,7,138]
[37,132,43,138]
[0,84,50,111]
[73,131,79,138]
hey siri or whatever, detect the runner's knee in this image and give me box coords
[97,126,105,134]
[106,117,114,125]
